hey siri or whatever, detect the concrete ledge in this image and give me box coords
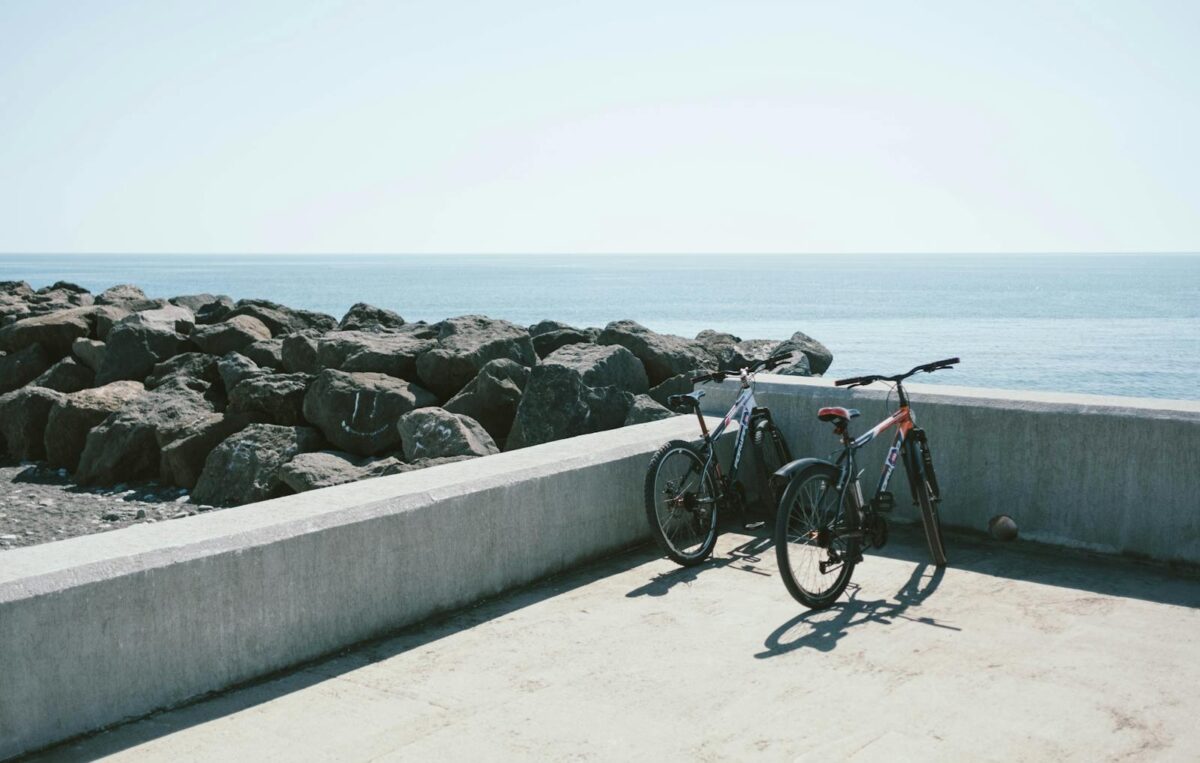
[0,415,713,760]
[703,375,1200,565]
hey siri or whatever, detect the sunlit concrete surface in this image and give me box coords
[31,527,1200,762]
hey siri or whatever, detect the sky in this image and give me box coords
[1,1,1198,255]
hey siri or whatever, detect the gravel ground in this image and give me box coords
[0,461,222,551]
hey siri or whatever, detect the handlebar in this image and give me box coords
[834,357,959,388]
[690,351,793,384]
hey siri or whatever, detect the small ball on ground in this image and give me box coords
[988,514,1019,541]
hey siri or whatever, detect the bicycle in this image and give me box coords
[773,357,959,609]
[644,351,794,566]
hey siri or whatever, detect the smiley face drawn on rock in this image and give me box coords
[340,391,390,438]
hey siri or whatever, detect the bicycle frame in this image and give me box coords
[831,385,924,515]
[693,380,758,487]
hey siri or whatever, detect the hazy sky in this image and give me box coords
[1,1,1198,254]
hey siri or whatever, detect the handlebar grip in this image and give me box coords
[834,376,864,387]
[930,357,959,368]
[691,371,727,384]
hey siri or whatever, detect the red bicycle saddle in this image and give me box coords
[817,406,860,423]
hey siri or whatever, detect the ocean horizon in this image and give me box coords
[2,253,1197,401]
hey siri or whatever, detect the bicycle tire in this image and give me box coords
[909,442,948,566]
[774,463,859,609]
[644,440,719,566]
[753,419,790,509]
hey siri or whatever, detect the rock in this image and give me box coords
[0,387,66,460]
[338,303,406,331]
[217,352,264,391]
[191,424,323,507]
[597,320,711,387]
[533,328,592,359]
[144,353,221,393]
[158,413,250,489]
[443,359,530,445]
[170,293,227,313]
[278,450,405,492]
[44,381,146,471]
[648,373,693,408]
[243,338,284,369]
[227,299,337,336]
[96,284,148,305]
[228,373,311,425]
[71,338,107,372]
[96,320,186,384]
[394,321,439,340]
[0,306,95,356]
[90,305,131,340]
[315,330,434,380]
[415,315,537,400]
[0,342,51,393]
[30,357,94,393]
[542,343,649,394]
[302,369,438,456]
[123,303,195,334]
[624,394,677,425]
[193,296,236,325]
[0,281,34,298]
[190,315,272,356]
[529,319,577,336]
[281,331,322,374]
[397,408,499,460]
[774,331,832,376]
[76,387,215,485]
[506,364,633,449]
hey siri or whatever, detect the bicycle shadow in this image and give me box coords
[627,532,774,598]
[755,563,957,657]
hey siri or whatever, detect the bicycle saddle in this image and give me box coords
[667,390,705,410]
[817,406,860,423]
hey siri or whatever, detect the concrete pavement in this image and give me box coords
[29,527,1200,762]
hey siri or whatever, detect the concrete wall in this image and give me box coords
[702,375,1200,564]
[0,416,714,760]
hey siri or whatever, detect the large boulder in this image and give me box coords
[302,369,438,456]
[90,305,131,340]
[190,315,272,356]
[159,413,250,489]
[193,296,236,325]
[0,307,94,356]
[96,284,150,306]
[597,320,711,387]
[542,343,649,394]
[123,303,194,334]
[30,357,94,393]
[316,330,434,380]
[0,387,66,461]
[532,328,592,359]
[170,293,228,314]
[415,315,537,400]
[217,352,264,391]
[649,373,694,408]
[0,342,51,393]
[624,394,677,425]
[71,338,107,373]
[506,364,634,449]
[95,320,187,384]
[191,424,323,507]
[443,358,530,445]
[281,330,322,374]
[228,373,311,426]
[44,381,146,471]
[279,450,405,492]
[774,331,832,376]
[397,408,498,460]
[243,337,284,369]
[338,303,405,331]
[227,299,337,336]
[75,387,215,485]
[144,353,221,393]
[528,319,575,336]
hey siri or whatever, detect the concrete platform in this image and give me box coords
[29,527,1200,762]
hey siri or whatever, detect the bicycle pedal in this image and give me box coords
[871,491,895,513]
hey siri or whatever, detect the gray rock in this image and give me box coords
[416,315,537,400]
[648,373,693,408]
[30,357,94,393]
[302,369,438,456]
[528,319,576,336]
[228,373,311,426]
[96,320,187,384]
[227,299,337,336]
[170,293,227,313]
[506,364,633,449]
[443,358,530,446]
[597,320,711,386]
[243,337,284,369]
[76,387,215,485]
[193,296,236,325]
[542,343,649,394]
[281,330,322,374]
[90,305,131,340]
[774,352,812,377]
[71,338,107,372]
[316,330,434,380]
[217,352,264,391]
[278,450,404,492]
[774,331,832,376]
[159,413,250,489]
[0,280,34,298]
[338,303,406,331]
[397,408,499,460]
[144,353,221,393]
[0,306,95,356]
[0,342,51,393]
[122,303,194,334]
[533,328,592,359]
[191,424,324,507]
[96,284,148,305]
[190,315,272,356]
[44,381,146,471]
[0,387,66,461]
[624,394,677,425]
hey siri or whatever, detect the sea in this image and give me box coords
[1,254,1196,401]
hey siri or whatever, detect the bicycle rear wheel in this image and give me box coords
[774,463,859,609]
[644,440,719,566]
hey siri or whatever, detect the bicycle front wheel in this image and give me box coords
[774,463,859,609]
[644,440,719,566]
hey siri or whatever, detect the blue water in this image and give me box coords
[2,254,1197,400]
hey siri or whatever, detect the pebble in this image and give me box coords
[39,499,55,507]
[102,512,121,522]
[135,509,146,520]
[0,534,18,541]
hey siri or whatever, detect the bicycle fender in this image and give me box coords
[770,457,837,494]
